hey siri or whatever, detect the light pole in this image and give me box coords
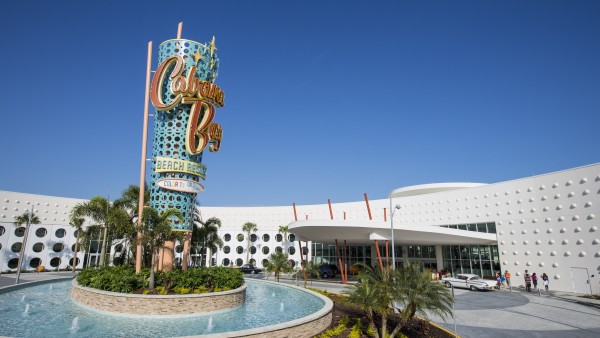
[389,200,401,269]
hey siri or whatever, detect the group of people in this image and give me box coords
[523,270,549,292]
[495,270,549,291]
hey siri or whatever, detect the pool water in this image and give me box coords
[0,279,325,337]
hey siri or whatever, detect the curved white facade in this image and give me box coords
[0,163,598,294]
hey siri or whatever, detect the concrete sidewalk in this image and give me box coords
[0,271,76,289]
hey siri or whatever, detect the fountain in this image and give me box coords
[70,317,79,331]
[206,316,214,332]
[49,285,53,290]
[0,278,332,337]
[21,295,25,302]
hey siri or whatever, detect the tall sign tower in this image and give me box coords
[147,29,224,270]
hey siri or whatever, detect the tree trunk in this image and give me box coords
[366,310,380,338]
[72,229,81,272]
[245,235,250,263]
[381,312,388,338]
[99,225,109,267]
[149,245,156,290]
[206,247,211,267]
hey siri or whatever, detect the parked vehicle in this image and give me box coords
[237,264,263,274]
[319,264,337,278]
[442,273,498,291]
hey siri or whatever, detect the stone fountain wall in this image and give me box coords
[70,279,245,316]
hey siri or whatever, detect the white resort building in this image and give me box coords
[1,162,599,294]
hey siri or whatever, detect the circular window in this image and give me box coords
[235,258,243,266]
[35,228,47,237]
[53,243,64,252]
[73,230,80,238]
[262,234,270,242]
[32,243,44,252]
[71,244,77,252]
[50,257,61,267]
[262,259,269,267]
[288,234,296,242]
[249,258,256,265]
[115,244,123,252]
[224,234,231,242]
[29,258,42,268]
[302,247,308,255]
[0,225,5,236]
[288,247,296,255]
[7,258,19,269]
[0,243,2,250]
[288,260,296,268]
[250,246,256,254]
[275,246,283,254]
[275,234,283,242]
[175,245,183,253]
[55,228,66,238]
[262,247,270,255]
[14,227,25,237]
[11,242,22,253]
[223,246,230,254]
[236,246,243,254]
[236,234,244,242]
[222,258,230,266]
[69,257,80,267]
[250,234,257,242]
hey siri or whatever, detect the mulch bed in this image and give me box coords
[316,292,454,338]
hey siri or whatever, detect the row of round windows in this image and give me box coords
[222,246,301,255]
[4,257,79,269]
[0,242,75,253]
[0,226,74,238]
[223,233,296,243]
[221,258,297,268]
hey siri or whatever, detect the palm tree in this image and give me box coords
[141,207,183,290]
[264,251,293,282]
[14,210,40,273]
[302,261,322,288]
[241,222,257,264]
[69,215,85,272]
[343,262,454,338]
[113,184,149,266]
[278,225,289,251]
[71,196,130,267]
[389,262,454,337]
[192,209,223,267]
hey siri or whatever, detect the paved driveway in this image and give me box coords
[433,288,600,338]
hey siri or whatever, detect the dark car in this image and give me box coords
[319,264,338,278]
[237,264,263,274]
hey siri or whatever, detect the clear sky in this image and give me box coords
[0,1,599,206]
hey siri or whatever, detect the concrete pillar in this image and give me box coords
[435,245,444,272]
[181,232,191,270]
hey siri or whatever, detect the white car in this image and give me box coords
[442,273,498,291]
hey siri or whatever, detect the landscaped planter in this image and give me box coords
[70,279,246,316]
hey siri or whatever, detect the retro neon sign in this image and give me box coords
[150,55,224,155]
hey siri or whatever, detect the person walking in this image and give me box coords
[500,273,507,288]
[524,270,532,292]
[531,272,538,290]
[504,270,511,287]
[496,272,502,289]
[542,273,549,291]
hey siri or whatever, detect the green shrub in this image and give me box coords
[318,316,349,338]
[349,318,362,338]
[76,266,244,294]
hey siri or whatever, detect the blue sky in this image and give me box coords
[0,1,598,206]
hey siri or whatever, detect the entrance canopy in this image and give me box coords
[288,220,497,245]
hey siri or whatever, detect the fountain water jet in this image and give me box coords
[70,317,79,331]
[23,304,29,316]
[280,303,285,312]
[20,295,25,302]
[206,316,214,332]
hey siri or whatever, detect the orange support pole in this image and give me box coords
[343,211,346,220]
[292,203,298,221]
[335,239,345,284]
[298,241,307,282]
[305,214,308,220]
[364,193,372,220]
[328,199,333,220]
[374,240,383,272]
[384,207,387,222]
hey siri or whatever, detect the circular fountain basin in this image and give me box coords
[0,278,332,337]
